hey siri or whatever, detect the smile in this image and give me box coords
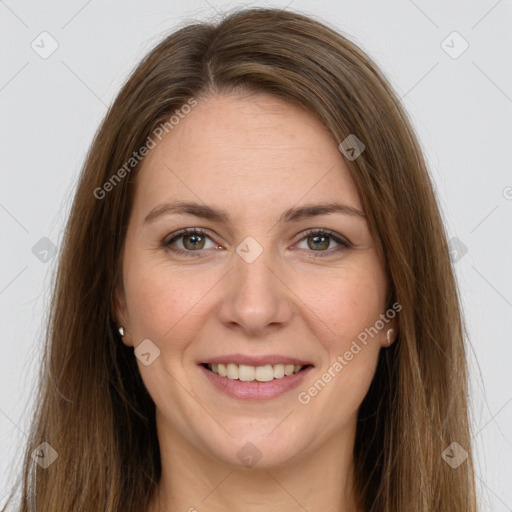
[203,363,306,382]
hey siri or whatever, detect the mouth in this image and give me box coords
[198,354,314,400]
[201,362,312,382]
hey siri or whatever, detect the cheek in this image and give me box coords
[295,270,385,429]
[294,259,387,349]
[122,251,209,339]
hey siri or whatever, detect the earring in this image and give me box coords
[386,328,394,346]
[118,326,125,337]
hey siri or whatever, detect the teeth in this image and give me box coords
[274,364,285,379]
[255,365,274,382]
[207,363,304,381]
[239,364,255,381]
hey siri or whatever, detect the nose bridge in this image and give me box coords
[235,236,274,286]
[233,234,280,300]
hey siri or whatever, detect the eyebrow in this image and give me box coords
[143,200,366,224]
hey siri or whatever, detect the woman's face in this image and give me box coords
[114,92,395,468]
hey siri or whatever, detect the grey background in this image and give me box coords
[1,0,511,509]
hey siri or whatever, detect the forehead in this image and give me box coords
[132,93,362,219]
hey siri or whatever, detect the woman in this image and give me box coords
[3,7,479,512]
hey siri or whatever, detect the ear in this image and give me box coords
[112,283,132,347]
[380,296,401,348]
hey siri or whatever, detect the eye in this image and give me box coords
[162,228,350,257]
[294,229,350,257]
[163,228,219,256]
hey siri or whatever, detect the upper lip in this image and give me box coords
[200,354,313,367]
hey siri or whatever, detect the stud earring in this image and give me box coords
[386,328,394,346]
[118,326,125,338]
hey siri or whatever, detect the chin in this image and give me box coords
[198,428,307,470]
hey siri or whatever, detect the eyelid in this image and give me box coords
[163,227,351,256]
[162,227,219,255]
[298,228,351,248]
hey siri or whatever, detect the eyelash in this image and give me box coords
[162,228,351,258]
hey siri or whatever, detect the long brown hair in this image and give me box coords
[4,7,478,511]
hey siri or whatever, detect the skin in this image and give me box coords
[113,92,397,512]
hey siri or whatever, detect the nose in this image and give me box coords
[217,240,294,337]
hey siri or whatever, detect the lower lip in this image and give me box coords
[199,365,313,400]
